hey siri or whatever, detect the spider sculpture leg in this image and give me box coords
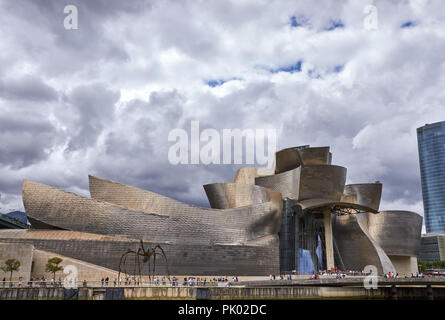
[148,259,151,283]
[136,248,144,285]
[153,250,158,280]
[154,245,170,276]
[122,251,132,277]
[139,240,151,283]
[133,249,138,282]
[118,249,137,284]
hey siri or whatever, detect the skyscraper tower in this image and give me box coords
[417,121,445,233]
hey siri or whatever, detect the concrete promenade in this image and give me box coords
[240,276,445,287]
[1,277,445,300]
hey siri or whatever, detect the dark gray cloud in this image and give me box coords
[0,112,59,169]
[0,75,58,102]
[0,0,150,77]
[0,0,445,228]
[66,83,120,150]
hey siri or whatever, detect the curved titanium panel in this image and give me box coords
[0,230,279,276]
[274,147,332,174]
[332,213,395,274]
[298,147,332,165]
[274,148,302,174]
[89,175,199,215]
[204,183,271,209]
[340,183,382,212]
[365,210,423,256]
[24,179,282,246]
[297,165,346,201]
[255,165,346,201]
[232,167,275,185]
[255,167,301,199]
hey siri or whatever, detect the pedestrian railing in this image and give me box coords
[0,280,237,288]
[2,273,443,289]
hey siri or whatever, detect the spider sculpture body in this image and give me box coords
[118,240,169,283]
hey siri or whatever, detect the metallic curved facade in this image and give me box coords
[232,167,274,185]
[255,164,346,201]
[349,210,423,275]
[255,167,301,199]
[0,144,422,277]
[24,180,282,246]
[89,175,200,215]
[298,147,332,166]
[274,146,332,174]
[274,148,302,174]
[340,183,382,212]
[365,210,423,257]
[297,165,346,201]
[203,183,272,209]
[332,213,395,274]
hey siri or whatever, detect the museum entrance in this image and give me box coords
[296,210,326,274]
[279,198,343,275]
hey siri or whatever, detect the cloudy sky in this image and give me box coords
[0,0,444,231]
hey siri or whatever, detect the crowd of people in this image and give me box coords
[383,272,428,278]
[269,274,293,280]
[307,270,435,280]
[1,276,65,288]
[309,269,370,279]
[92,275,241,287]
[267,268,369,280]
[2,270,442,288]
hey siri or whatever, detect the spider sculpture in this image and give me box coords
[118,240,169,283]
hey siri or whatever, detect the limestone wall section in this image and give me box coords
[0,230,279,276]
[0,242,33,281]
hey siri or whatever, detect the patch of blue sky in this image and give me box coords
[307,65,343,79]
[401,21,415,28]
[206,77,242,87]
[325,19,344,31]
[307,69,321,79]
[334,65,344,73]
[290,15,309,28]
[270,61,302,74]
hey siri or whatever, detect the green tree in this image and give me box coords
[417,260,445,272]
[45,257,64,281]
[0,259,21,281]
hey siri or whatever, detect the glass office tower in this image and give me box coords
[417,121,445,233]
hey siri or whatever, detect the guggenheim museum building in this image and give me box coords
[0,145,423,279]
